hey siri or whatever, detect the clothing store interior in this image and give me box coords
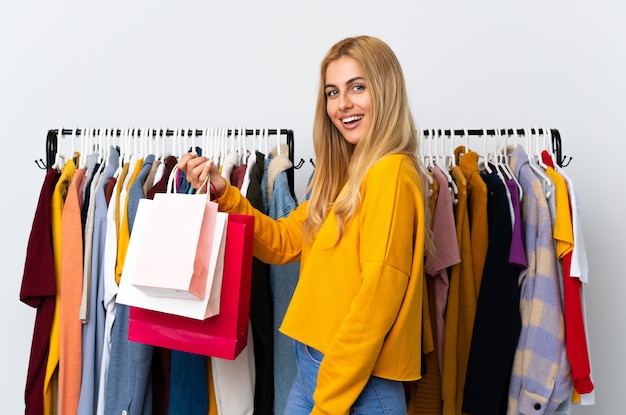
[1,1,624,414]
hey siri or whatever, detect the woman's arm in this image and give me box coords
[178,152,305,264]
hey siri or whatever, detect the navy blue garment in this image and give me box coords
[462,168,523,415]
[260,155,301,415]
[167,351,209,415]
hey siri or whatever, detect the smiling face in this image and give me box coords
[324,56,372,145]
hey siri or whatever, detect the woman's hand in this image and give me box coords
[177,153,227,198]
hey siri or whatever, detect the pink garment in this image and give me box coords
[424,166,461,377]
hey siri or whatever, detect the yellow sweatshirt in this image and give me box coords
[218,154,426,415]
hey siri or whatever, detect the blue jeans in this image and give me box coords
[285,341,407,415]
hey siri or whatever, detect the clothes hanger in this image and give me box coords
[275,126,281,156]
[417,128,434,187]
[494,129,513,180]
[543,126,556,164]
[481,129,493,174]
[539,126,555,168]
[502,128,523,202]
[52,127,66,170]
[445,129,457,169]
[201,127,209,160]
[425,129,433,170]
[434,128,458,203]
[238,126,247,165]
[524,127,552,198]
[262,126,269,157]
[458,127,470,162]
[144,127,152,157]
[534,126,550,171]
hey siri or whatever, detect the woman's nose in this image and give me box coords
[339,93,353,110]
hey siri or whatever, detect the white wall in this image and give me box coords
[1,1,624,413]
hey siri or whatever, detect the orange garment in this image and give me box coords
[45,160,76,415]
[442,167,477,415]
[456,148,488,296]
[58,168,86,414]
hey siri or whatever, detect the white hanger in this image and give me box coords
[533,126,549,170]
[494,129,510,178]
[524,127,552,198]
[453,128,470,161]
[275,126,281,156]
[76,127,86,168]
[251,127,258,155]
[434,128,459,203]
[501,128,523,202]
[446,129,457,169]
[481,129,492,174]
[207,127,219,162]
[238,126,246,165]
[543,126,558,167]
[120,128,130,164]
[139,127,146,157]
[52,127,66,170]
[262,126,269,156]
[219,127,228,166]
[416,128,434,188]
[172,128,180,159]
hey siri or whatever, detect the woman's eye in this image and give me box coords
[326,89,338,98]
[352,84,365,92]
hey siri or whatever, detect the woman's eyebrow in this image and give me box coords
[325,76,365,89]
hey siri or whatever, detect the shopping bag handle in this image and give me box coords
[166,161,219,202]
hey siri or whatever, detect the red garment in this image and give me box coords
[230,164,248,189]
[20,169,60,415]
[542,150,594,394]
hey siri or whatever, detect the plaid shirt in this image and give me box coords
[508,146,572,415]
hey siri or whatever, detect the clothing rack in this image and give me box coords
[40,127,297,198]
[421,127,570,168]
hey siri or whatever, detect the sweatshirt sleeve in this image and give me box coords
[218,183,306,264]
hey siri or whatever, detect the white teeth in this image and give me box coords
[342,115,363,123]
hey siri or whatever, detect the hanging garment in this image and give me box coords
[507,146,570,415]
[462,167,522,415]
[557,166,595,405]
[78,149,119,415]
[441,166,475,415]
[262,146,300,415]
[20,168,60,415]
[144,154,177,415]
[59,166,86,415]
[457,148,489,297]
[211,148,268,415]
[103,155,155,415]
[408,166,455,415]
[168,352,209,415]
[77,161,104,415]
[79,153,101,321]
[427,166,460,373]
[245,150,275,415]
[46,159,77,415]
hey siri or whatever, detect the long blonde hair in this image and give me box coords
[304,35,434,257]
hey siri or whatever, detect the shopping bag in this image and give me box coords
[131,189,219,300]
[128,214,254,360]
[117,197,228,320]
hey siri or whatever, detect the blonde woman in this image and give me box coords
[179,35,433,415]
